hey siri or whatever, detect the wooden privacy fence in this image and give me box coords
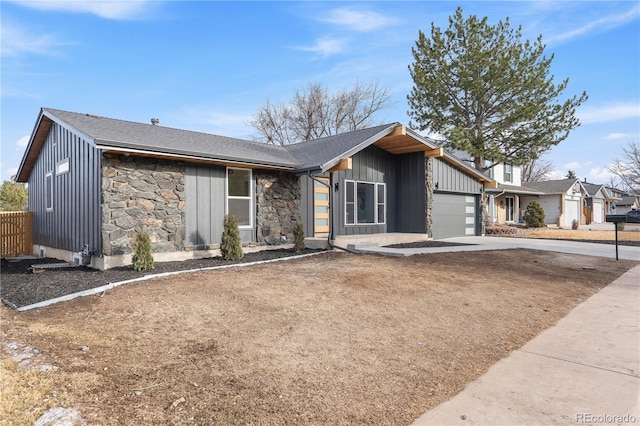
[1,211,33,257]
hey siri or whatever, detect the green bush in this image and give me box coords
[523,201,545,228]
[132,230,154,272]
[221,214,244,261]
[293,220,305,252]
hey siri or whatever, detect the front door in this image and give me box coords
[505,196,514,222]
[314,177,330,234]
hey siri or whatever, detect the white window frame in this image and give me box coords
[344,179,386,226]
[56,158,70,175]
[226,167,253,229]
[45,172,54,212]
[504,163,513,183]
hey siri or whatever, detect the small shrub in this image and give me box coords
[523,201,545,228]
[293,220,305,252]
[221,214,244,261]
[132,230,154,272]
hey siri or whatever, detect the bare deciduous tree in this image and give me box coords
[607,140,640,194]
[251,81,393,145]
[521,158,554,182]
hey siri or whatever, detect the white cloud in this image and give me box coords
[0,23,67,57]
[7,0,151,20]
[16,135,30,147]
[605,133,629,140]
[320,8,400,32]
[578,102,640,124]
[563,161,585,170]
[294,38,346,58]
[588,166,615,182]
[548,170,567,180]
[548,4,640,44]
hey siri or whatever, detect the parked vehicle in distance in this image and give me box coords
[625,210,640,223]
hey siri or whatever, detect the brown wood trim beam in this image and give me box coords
[327,158,352,173]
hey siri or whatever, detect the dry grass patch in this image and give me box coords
[525,228,640,242]
[1,249,636,425]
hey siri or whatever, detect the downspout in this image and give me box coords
[308,173,358,254]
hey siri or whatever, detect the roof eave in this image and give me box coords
[97,143,298,171]
[319,124,399,173]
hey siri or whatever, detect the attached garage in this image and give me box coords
[564,198,580,227]
[430,158,483,239]
[593,200,604,223]
[432,193,477,238]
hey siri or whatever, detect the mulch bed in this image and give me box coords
[0,248,323,309]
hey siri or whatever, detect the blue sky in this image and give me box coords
[2,1,639,184]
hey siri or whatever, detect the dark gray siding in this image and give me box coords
[185,164,226,247]
[394,152,426,233]
[184,164,255,246]
[299,174,319,238]
[333,145,396,236]
[27,123,102,254]
[433,158,483,194]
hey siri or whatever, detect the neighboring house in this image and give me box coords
[614,195,640,214]
[521,178,587,228]
[482,162,544,225]
[581,181,611,224]
[16,108,494,269]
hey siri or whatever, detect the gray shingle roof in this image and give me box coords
[522,178,580,194]
[285,124,397,172]
[44,108,301,169]
[18,109,492,185]
[618,195,639,206]
[581,182,605,197]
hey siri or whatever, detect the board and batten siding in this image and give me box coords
[299,173,325,238]
[27,123,102,255]
[332,145,396,236]
[184,163,255,247]
[184,164,226,248]
[432,157,483,194]
[394,152,426,233]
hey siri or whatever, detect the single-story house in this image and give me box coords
[16,108,494,269]
[521,178,587,228]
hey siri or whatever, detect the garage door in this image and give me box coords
[564,199,580,227]
[432,193,477,238]
[593,201,603,223]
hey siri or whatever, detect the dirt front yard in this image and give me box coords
[1,249,637,425]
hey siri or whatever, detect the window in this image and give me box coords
[227,168,252,227]
[504,163,513,182]
[345,180,385,225]
[56,158,69,175]
[45,172,53,211]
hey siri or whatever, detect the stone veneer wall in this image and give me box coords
[255,171,301,244]
[425,157,434,237]
[101,154,186,256]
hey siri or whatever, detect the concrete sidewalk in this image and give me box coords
[412,264,640,425]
